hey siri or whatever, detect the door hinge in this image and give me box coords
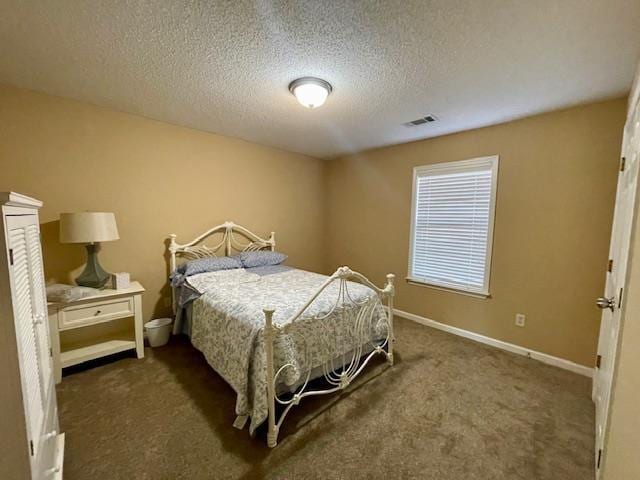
[596,354,602,369]
[597,448,603,469]
[607,259,613,272]
[49,347,53,358]
[29,440,34,456]
[620,157,626,172]
[9,248,14,266]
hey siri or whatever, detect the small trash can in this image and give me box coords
[145,318,172,347]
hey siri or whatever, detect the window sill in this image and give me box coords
[405,277,491,299]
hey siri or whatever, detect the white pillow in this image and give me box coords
[46,284,100,303]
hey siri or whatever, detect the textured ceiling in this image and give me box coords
[1,1,639,159]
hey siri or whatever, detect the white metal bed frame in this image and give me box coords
[168,221,395,447]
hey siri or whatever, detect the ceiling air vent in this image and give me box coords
[404,115,438,127]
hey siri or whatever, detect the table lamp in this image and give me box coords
[59,212,119,288]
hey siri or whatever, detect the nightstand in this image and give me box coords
[47,281,145,383]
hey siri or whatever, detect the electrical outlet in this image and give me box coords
[515,313,526,327]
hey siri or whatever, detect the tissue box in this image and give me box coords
[111,272,130,290]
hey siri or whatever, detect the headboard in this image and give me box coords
[168,221,275,273]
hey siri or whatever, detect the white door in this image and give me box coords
[24,221,52,389]
[593,90,640,477]
[6,215,47,464]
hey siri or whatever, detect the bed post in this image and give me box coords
[169,234,178,316]
[386,273,395,366]
[224,222,232,256]
[263,307,278,448]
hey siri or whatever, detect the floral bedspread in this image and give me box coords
[187,268,388,434]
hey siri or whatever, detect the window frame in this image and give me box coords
[407,155,499,297]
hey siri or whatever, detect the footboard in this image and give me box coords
[263,266,395,447]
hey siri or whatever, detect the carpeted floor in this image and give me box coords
[57,317,594,480]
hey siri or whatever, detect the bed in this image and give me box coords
[168,222,395,447]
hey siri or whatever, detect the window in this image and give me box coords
[408,156,499,296]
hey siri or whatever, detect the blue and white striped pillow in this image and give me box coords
[240,251,287,268]
[170,255,242,286]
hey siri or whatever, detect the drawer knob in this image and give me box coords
[94,310,102,316]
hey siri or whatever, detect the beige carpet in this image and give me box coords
[57,317,594,480]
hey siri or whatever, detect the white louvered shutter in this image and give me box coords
[9,225,45,457]
[409,156,498,295]
[25,224,52,389]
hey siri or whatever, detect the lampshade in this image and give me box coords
[59,212,119,244]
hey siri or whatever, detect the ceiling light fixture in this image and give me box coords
[289,77,332,109]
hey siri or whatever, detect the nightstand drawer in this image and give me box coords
[58,297,134,330]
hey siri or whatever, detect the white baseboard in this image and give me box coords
[394,308,594,378]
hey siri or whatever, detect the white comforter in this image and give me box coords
[187,267,387,434]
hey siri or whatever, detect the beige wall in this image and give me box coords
[0,84,325,320]
[0,83,627,367]
[325,99,627,366]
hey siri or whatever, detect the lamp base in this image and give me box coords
[75,244,111,289]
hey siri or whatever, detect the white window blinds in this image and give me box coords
[408,156,498,295]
